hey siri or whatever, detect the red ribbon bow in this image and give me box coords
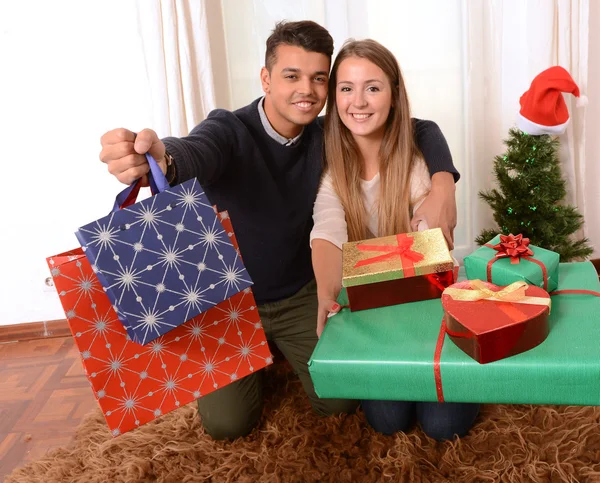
[491,234,534,264]
[485,233,547,290]
[354,234,424,277]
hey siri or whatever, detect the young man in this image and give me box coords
[99,20,460,440]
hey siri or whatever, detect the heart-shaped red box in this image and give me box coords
[441,280,551,364]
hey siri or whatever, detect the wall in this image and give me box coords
[2,1,595,327]
[0,0,466,326]
[0,1,154,326]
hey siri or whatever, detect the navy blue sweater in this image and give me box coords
[163,98,459,305]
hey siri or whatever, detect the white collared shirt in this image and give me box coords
[257,97,304,146]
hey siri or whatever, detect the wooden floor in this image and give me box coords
[0,336,96,480]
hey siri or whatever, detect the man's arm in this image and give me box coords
[412,119,459,249]
[99,110,236,188]
[414,119,459,182]
[162,110,237,186]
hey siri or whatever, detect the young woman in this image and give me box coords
[310,39,479,441]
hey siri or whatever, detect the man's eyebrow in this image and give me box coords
[281,67,329,76]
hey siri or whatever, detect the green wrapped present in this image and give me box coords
[464,234,559,292]
[308,262,600,405]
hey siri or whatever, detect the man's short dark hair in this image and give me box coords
[265,20,334,71]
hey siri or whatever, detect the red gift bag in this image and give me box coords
[47,212,272,436]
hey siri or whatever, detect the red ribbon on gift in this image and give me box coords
[488,234,533,263]
[354,234,424,278]
[433,286,600,403]
[484,233,549,291]
[425,271,455,292]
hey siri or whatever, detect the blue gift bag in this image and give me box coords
[76,154,252,345]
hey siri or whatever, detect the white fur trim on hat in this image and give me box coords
[516,112,569,135]
[576,95,588,107]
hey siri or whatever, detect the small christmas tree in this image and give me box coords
[476,66,592,262]
[476,129,592,261]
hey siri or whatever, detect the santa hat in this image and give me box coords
[516,66,587,136]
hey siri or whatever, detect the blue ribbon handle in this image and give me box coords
[112,153,170,212]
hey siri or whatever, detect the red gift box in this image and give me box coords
[342,229,456,311]
[441,279,551,364]
[47,211,272,436]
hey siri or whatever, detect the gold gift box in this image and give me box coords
[341,228,454,311]
[342,228,454,288]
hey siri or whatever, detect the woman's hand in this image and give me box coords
[316,297,342,338]
[312,239,344,338]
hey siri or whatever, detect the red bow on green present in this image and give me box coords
[490,234,534,264]
[484,233,549,291]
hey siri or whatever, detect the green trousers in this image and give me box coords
[197,278,358,440]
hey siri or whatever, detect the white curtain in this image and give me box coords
[464,0,597,257]
[141,0,598,258]
[135,0,217,138]
[584,0,600,257]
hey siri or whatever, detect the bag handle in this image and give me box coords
[112,152,170,212]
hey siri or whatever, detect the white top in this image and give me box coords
[310,158,432,249]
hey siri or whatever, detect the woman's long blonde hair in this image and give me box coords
[324,39,422,242]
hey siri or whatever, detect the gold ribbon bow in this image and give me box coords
[444,280,551,310]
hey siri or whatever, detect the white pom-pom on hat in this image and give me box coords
[576,94,588,108]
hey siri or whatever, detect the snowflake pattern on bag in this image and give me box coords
[48,212,272,436]
[76,179,252,345]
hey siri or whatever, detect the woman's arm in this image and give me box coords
[310,173,348,337]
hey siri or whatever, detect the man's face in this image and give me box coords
[261,45,330,138]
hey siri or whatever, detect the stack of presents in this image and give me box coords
[47,154,599,437]
[309,229,600,406]
[46,155,272,436]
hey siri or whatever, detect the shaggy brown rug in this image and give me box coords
[6,361,600,483]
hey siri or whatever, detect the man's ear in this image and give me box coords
[260,67,271,94]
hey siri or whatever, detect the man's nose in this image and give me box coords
[297,77,314,96]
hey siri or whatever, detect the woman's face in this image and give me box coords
[335,56,393,141]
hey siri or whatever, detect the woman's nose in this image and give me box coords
[352,91,367,108]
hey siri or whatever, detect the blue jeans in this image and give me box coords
[362,400,480,441]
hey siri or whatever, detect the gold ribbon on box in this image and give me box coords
[444,280,551,309]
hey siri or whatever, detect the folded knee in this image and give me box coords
[200,412,261,440]
[311,398,359,417]
[420,420,469,441]
[362,400,414,435]
[419,404,480,441]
